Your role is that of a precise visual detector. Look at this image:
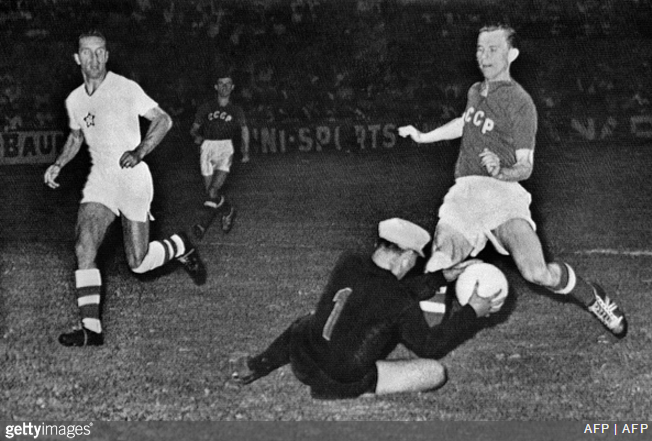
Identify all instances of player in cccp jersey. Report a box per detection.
[44,31,206,347]
[399,23,627,339]
[190,69,250,239]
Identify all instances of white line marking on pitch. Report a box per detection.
[575,249,652,257]
[205,242,652,256]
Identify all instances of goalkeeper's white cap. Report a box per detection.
[378,218,431,257]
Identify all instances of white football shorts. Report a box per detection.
[81,162,154,222]
[437,175,536,256]
[200,139,234,176]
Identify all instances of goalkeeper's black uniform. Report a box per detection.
[243,251,484,399]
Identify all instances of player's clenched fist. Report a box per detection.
[398,125,421,143]
[44,164,62,189]
[479,148,501,177]
[119,150,142,168]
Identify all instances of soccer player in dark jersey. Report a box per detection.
[230,218,501,399]
[189,69,250,238]
[398,23,627,339]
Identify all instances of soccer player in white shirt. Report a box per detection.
[44,30,206,347]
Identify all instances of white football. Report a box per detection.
[455,262,508,309]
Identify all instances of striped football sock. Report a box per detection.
[131,234,186,274]
[76,268,102,333]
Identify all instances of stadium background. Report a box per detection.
[1,0,651,151]
[2,0,652,425]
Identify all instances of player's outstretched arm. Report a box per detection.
[400,288,487,360]
[398,117,464,144]
[44,129,83,189]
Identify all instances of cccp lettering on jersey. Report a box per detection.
[463,106,495,134]
[207,111,232,122]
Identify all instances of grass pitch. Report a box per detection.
[1,135,652,421]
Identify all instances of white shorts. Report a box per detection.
[81,162,153,222]
[437,175,536,256]
[200,139,234,176]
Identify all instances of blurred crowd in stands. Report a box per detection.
[1,0,651,141]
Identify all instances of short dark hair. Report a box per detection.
[214,64,235,82]
[479,23,518,49]
[78,30,107,48]
[376,237,407,255]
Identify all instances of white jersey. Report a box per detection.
[65,71,158,169]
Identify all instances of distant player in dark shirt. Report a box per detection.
[189,69,250,239]
[230,218,500,399]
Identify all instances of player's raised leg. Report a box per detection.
[494,218,627,338]
[59,203,114,347]
[123,218,207,286]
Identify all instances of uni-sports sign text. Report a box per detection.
[2,114,652,164]
[250,122,400,154]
